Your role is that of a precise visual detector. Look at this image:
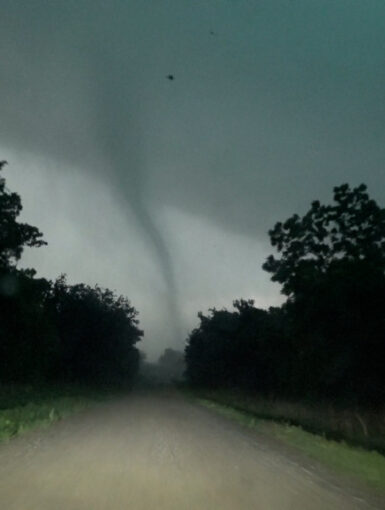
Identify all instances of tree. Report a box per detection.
[263,183,385,296]
[0,268,56,383]
[184,300,289,393]
[0,161,52,382]
[0,161,46,269]
[263,183,385,405]
[0,161,143,386]
[47,275,143,385]
[158,348,185,381]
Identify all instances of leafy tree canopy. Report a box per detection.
[263,183,385,296]
[48,275,143,384]
[0,161,46,269]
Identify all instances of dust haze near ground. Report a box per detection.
[0,392,381,510]
[1,1,384,357]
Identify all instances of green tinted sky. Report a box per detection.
[1,0,384,357]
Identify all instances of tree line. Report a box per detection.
[0,161,142,386]
[185,183,385,408]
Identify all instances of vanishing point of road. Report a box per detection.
[0,391,383,510]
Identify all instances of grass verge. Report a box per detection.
[0,384,115,443]
[188,388,385,453]
[192,393,385,493]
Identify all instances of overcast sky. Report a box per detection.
[1,0,384,359]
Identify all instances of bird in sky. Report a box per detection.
[167,74,174,80]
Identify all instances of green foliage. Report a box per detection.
[0,269,57,382]
[263,183,385,296]
[0,162,142,386]
[191,388,385,454]
[47,275,143,384]
[263,183,385,405]
[0,161,46,269]
[185,183,385,408]
[185,300,289,393]
[0,384,109,443]
[195,395,385,492]
[0,398,89,441]
[0,271,143,385]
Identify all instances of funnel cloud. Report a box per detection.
[1,0,384,358]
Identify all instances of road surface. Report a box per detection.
[0,391,382,509]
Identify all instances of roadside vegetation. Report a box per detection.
[184,183,385,490]
[192,389,385,454]
[0,382,138,443]
[0,160,142,439]
[196,397,385,493]
[0,385,96,442]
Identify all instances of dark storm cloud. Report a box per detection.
[1,0,384,230]
[1,0,384,352]
[1,0,186,340]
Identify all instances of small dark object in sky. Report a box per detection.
[210,30,216,36]
[167,74,174,80]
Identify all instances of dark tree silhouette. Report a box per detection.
[263,183,385,296]
[185,300,289,393]
[47,275,143,385]
[0,162,142,386]
[185,183,385,408]
[158,348,185,379]
[263,183,385,405]
[0,161,46,269]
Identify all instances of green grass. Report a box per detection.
[0,384,114,443]
[190,388,385,453]
[195,396,385,493]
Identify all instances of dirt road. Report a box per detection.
[0,391,382,509]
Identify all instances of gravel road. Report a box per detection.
[0,391,382,509]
